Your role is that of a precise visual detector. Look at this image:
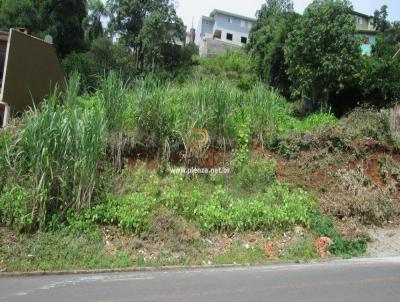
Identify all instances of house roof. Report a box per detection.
[350,10,373,19]
[210,9,256,23]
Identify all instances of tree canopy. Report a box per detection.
[284,0,361,107]
[0,0,86,58]
[373,5,390,33]
[107,0,185,71]
[247,0,298,96]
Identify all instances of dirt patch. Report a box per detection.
[367,226,400,257]
[364,158,385,188]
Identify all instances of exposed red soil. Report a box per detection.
[126,147,230,171]
[202,148,230,169]
[123,140,399,195]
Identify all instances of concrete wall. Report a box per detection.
[201,38,241,57]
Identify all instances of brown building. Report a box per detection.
[0,28,65,127]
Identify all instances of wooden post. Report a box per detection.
[0,101,10,128]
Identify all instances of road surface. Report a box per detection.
[1,257,400,302]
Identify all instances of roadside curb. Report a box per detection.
[0,263,265,278]
[4,256,398,278]
[0,258,340,278]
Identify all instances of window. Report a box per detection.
[226,33,233,41]
[357,17,362,24]
[228,17,233,23]
[241,36,248,44]
[247,22,252,29]
[240,20,245,27]
[213,30,222,39]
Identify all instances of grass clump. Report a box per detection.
[194,50,256,91]
[0,75,107,231]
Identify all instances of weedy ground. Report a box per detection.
[0,55,399,272]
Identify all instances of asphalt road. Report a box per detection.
[1,257,400,302]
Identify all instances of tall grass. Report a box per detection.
[99,72,130,170]
[5,75,106,229]
[248,84,292,147]
[125,77,336,155]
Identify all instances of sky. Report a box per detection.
[176,0,400,29]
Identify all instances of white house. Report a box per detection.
[196,9,256,57]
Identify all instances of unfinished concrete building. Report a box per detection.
[0,28,65,127]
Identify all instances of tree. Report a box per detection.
[0,0,87,58]
[0,0,38,31]
[284,0,361,108]
[373,21,400,58]
[373,5,390,33]
[63,37,137,90]
[84,0,106,43]
[107,0,185,71]
[247,0,298,96]
[359,56,400,107]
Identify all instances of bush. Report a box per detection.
[197,184,315,233]
[342,107,396,144]
[63,37,137,90]
[320,167,399,225]
[0,184,33,232]
[311,214,367,256]
[359,56,400,107]
[194,50,256,91]
[90,193,157,234]
[232,154,276,192]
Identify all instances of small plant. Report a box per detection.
[0,184,33,232]
[91,193,158,235]
[232,154,277,192]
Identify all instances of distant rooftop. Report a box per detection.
[350,10,373,19]
[209,9,257,23]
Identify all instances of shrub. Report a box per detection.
[359,56,400,107]
[0,184,33,231]
[320,167,399,225]
[311,214,367,256]
[342,107,396,145]
[232,154,276,192]
[194,50,256,91]
[62,37,137,90]
[197,184,315,233]
[91,193,157,235]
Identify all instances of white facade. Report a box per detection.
[196,9,256,56]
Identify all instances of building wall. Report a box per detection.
[196,17,214,45]
[213,13,253,45]
[355,15,370,31]
[197,11,255,56]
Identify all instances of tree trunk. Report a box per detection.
[323,89,330,111]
